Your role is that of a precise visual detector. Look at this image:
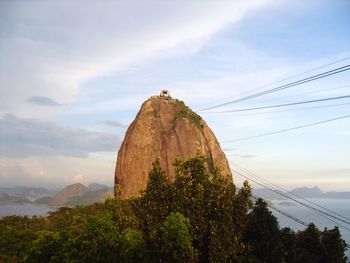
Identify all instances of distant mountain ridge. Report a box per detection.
[0,183,113,206]
[0,186,57,202]
[66,187,113,206]
[1,185,348,206]
[48,183,90,206]
[253,186,350,200]
[290,186,323,198]
[87,183,110,191]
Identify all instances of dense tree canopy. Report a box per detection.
[0,155,348,262]
[243,198,284,263]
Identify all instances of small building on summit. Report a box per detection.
[160,90,171,98]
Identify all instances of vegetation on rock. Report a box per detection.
[171,100,203,130]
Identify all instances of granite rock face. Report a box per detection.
[115,96,232,199]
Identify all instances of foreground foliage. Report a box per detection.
[0,156,348,262]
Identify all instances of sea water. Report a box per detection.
[0,203,55,217]
[271,198,350,258]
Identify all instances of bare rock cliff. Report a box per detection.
[115,96,232,199]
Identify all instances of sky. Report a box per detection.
[0,0,349,191]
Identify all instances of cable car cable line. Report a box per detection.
[251,194,309,227]
[221,114,350,143]
[198,64,350,111]
[233,169,350,231]
[202,94,350,114]
[196,56,350,111]
[233,163,350,223]
[258,56,350,88]
[217,102,350,116]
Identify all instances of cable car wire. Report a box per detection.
[221,114,350,143]
[202,94,350,114]
[251,194,309,227]
[233,163,350,224]
[215,102,350,116]
[233,169,350,231]
[196,56,350,110]
[198,64,350,111]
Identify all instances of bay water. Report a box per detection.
[0,203,55,217]
[271,198,350,258]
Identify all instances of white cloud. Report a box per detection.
[73,174,84,184]
[0,158,29,187]
[0,154,115,188]
[98,120,127,128]
[0,0,272,117]
[0,158,55,187]
[27,96,62,107]
[0,114,120,158]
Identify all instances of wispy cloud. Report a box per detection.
[27,96,61,107]
[0,0,271,116]
[99,120,127,128]
[230,154,258,159]
[0,114,120,158]
[0,158,31,187]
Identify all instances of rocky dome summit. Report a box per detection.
[115,91,232,199]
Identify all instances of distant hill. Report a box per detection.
[252,188,284,200]
[290,186,323,198]
[0,183,114,206]
[34,196,53,205]
[48,183,90,206]
[0,186,57,202]
[87,183,111,191]
[0,186,54,196]
[323,191,350,199]
[66,187,113,205]
[0,192,12,202]
[253,186,350,200]
[0,191,37,204]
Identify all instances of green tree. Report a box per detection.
[171,156,253,262]
[0,254,19,263]
[243,198,284,263]
[0,216,44,261]
[105,184,137,231]
[280,227,297,263]
[120,228,147,263]
[320,227,348,263]
[132,158,173,254]
[25,231,61,263]
[77,214,121,263]
[160,212,197,263]
[296,223,322,263]
[172,155,211,262]
[206,169,246,262]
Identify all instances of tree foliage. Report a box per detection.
[160,212,196,262]
[0,155,348,262]
[243,198,284,263]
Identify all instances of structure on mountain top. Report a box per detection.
[160,90,171,98]
[115,91,232,199]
